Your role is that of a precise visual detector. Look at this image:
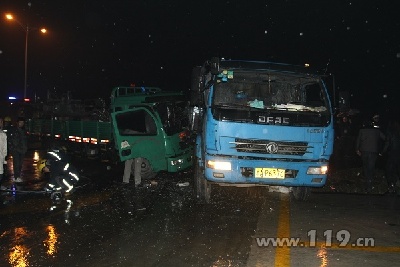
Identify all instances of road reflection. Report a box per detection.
[31,151,41,180]
[44,225,58,256]
[3,224,60,267]
[8,227,30,267]
[317,244,328,267]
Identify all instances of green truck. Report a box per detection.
[27,86,193,179]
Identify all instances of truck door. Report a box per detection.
[111,107,165,162]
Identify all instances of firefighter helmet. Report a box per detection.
[38,160,50,173]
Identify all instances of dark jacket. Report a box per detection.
[8,126,28,154]
[356,126,385,153]
[45,150,70,174]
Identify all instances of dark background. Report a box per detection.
[0,1,399,115]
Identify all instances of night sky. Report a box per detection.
[1,1,399,114]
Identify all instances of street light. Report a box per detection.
[5,13,47,99]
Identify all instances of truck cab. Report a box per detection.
[190,58,334,202]
[110,86,193,179]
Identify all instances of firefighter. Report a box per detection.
[40,146,80,203]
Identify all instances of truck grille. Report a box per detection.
[230,138,311,156]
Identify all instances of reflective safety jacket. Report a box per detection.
[45,150,80,193]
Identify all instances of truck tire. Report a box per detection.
[291,186,311,201]
[194,158,212,203]
[130,158,157,180]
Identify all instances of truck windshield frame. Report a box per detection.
[212,72,330,113]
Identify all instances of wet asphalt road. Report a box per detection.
[1,150,400,267]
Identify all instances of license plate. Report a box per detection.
[255,168,285,179]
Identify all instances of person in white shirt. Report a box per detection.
[0,117,7,184]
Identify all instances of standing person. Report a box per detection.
[356,118,385,193]
[371,114,381,128]
[8,117,28,183]
[0,117,7,184]
[122,158,134,184]
[120,128,143,187]
[382,120,400,193]
[2,116,12,134]
[122,158,142,187]
[2,117,12,179]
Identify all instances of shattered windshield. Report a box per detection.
[212,73,329,113]
[156,102,189,135]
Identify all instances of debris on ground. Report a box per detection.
[313,167,398,195]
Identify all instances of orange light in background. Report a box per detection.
[23,98,30,102]
[33,151,39,162]
[5,13,14,20]
[5,12,48,99]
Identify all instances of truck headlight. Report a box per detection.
[207,160,231,171]
[307,166,328,175]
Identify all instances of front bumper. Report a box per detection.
[203,155,328,187]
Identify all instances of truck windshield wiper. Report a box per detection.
[214,103,281,111]
[273,103,327,112]
[213,103,250,110]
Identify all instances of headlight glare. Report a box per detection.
[207,160,231,171]
[307,166,328,175]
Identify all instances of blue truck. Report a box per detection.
[189,58,335,202]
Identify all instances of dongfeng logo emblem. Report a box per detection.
[265,142,279,154]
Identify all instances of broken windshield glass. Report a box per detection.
[212,75,329,112]
[156,102,189,135]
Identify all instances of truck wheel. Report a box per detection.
[194,159,212,203]
[291,186,311,201]
[130,158,157,180]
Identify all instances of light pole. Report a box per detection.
[5,13,47,99]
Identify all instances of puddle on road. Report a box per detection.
[1,225,60,267]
